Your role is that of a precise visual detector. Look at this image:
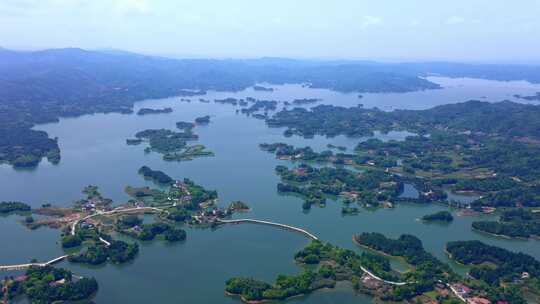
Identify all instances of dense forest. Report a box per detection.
[446,240,540,285]
[0,201,31,214]
[472,209,540,238]
[4,266,98,303]
[267,100,540,140]
[421,211,454,222]
[138,166,174,185]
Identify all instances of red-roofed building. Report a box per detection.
[467,297,491,304]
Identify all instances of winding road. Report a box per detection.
[2,208,411,286]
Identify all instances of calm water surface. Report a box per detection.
[1,77,540,303]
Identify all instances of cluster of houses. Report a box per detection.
[173,180,192,203]
[192,207,232,225]
[80,197,112,212]
[450,283,506,304]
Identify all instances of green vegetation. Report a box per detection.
[128,126,213,162]
[226,238,482,303]
[136,107,173,115]
[452,177,517,192]
[117,215,143,229]
[240,99,278,116]
[0,127,60,168]
[176,121,195,130]
[120,221,186,242]
[4,266,98,303]
[422,211,454,223]
[163,144,214,161]
[226,270,335,302]
[69,240,139,265]
[7,48,537,169]
[73,185,113,211]
[275,163,402,210]
[265,100,540,212]
[446,240,539,302]
[166,207,192,222]
[195,115,210,124]
[61,234,83,248]
[138,165,174,185]
[354,233,452,285]
[0,201,31,214]
[472,209,540,238]
[61,223,104,248]
[227,201,250,212]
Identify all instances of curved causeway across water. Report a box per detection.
[218,218,319,241]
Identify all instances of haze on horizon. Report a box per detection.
[1,0,539,64]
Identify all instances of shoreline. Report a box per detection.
[352,236,412,270]
[470,226,538,241]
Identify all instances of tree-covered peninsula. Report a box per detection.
[472,209,540,238]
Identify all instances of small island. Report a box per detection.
[195,115,211,124]
[126,123,213,162]
[136,107,173,115]
[227,201,251,212]
[421,211,454,223]
[1,266,98,303]
[253,85,274,92]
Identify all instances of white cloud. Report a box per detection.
[114,0,150,14]
[361,15,382,28]
[409,19,421,26]
[446,16,465,25]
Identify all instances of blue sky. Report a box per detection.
[1,0,539,63]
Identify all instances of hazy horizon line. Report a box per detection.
[3,44,540,66]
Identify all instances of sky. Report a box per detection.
[1,0,539,63]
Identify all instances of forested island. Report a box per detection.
[136,107,173,115]
[0,266,98,303]
[422,211,454,223]
[126,120,214,161]
[195,115,211,124]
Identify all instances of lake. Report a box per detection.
[1,77,540,303]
